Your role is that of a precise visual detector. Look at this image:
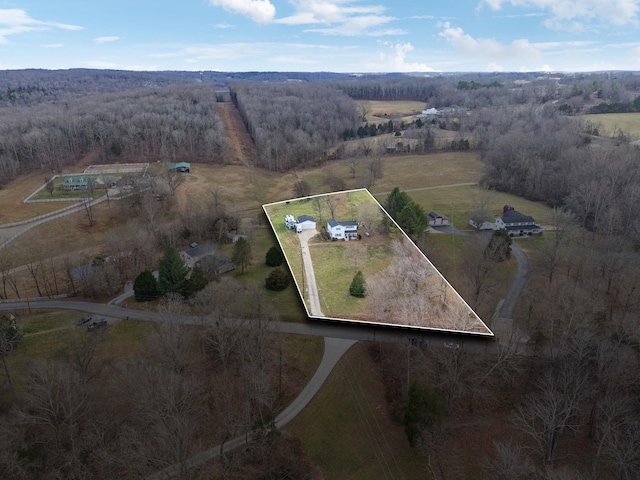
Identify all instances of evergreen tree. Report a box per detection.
[181,267,209,298]
[349,270,366,298]
[397,201,428,236]
[158,246,188,294]
[133,270,160,301]
[403,381,445,448]
[265,268,290,291]
[232,237,251,274]
[385,187,411,218]
[265,246,283,267]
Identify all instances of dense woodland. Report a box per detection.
[230,82,359,170]
[1,69,640,479]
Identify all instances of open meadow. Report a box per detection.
[581,112,640,139]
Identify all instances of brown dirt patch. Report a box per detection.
[215,102,260,166]
[0,171,81,224]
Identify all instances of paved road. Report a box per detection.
[146,337,357,480]
[0,298,496,349]
[298,228,325,316]
[498,242,531,319]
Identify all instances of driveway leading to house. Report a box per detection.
[298,228,325,317]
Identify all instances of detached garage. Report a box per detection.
[297,215,316,230]
[428,212,450,226]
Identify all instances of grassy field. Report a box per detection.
[311,242,393,317]
[581,113,640,139]
[0,171,80,224]
[32,176,103,200]
[287,342,428,479]
[374,184,553,232]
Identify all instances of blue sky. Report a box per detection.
[1,0,640,72]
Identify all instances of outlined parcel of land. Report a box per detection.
[263,189,493,336]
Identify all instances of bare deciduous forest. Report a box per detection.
[1,69,640,479]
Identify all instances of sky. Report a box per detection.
[1,0,640,72]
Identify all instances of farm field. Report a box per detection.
[263,189,493,335]
[364,100,426,124]
[582,112,640,139]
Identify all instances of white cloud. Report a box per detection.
[438,22,542,60]
[486,62,504,71]
[208,0,276,23]
[481,0,640,28]
[376,42,438,72]
[213,23,236,29]
[307,15,401,36]
[629,46,640,62]
[0,8,82,43]
[94,36,120,44]
[277,0,385,24]
[44,43,64,48]
[276,0,399,36]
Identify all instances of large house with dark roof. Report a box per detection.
[495,206,542,236]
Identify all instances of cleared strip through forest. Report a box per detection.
[215,102,260,166]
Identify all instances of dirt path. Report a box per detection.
[215,102,260,166]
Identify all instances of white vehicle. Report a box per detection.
[295,223,302,233]
[285,214,296,229]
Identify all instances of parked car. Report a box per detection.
[76,316,92,326]
[87,319,107,331]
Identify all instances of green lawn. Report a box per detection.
[32,176,103,200]
[581,112,640,139]
[374,184,553,232]
[310,242,392,317]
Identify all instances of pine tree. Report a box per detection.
[265,268,290,291]
[158,246,188,294]
[265,246,283,267]
[133,270,160,301]
[349,270,366,298]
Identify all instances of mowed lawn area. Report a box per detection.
[311,242,392,318]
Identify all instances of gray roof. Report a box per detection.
[428,211,448,219]
[328,219,358,228]
[298,215,315,223]
[183,243,212,258]
[501,210,536,224]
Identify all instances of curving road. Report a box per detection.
[145,337,356,480]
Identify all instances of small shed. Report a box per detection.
[297,215,316,230]
[428,212,450,227]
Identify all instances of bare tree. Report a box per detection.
[312,197,326,228]
[19,360,89,465]
[165,168,185,196]
[513,360,592,464]
[357,201,382,236]
[481,440,534,480]
[82,193,95,227]
[325,195,337,219]
[139,192,163,229]
[61,326,104,381]
[44,176,55,196]
[347,158,360,179]
[148,294,194,374]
